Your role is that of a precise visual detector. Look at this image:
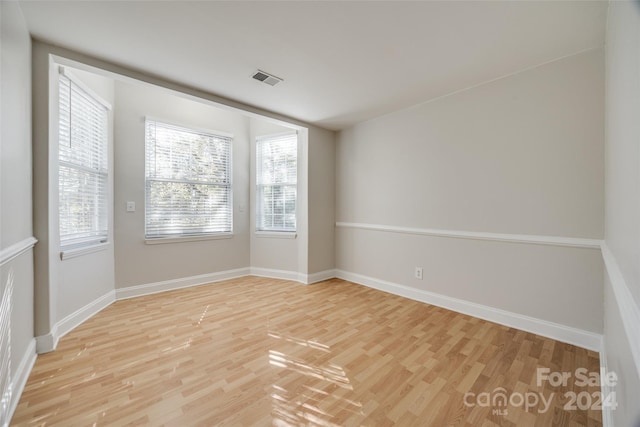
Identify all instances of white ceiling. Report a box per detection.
[19,1,607,130]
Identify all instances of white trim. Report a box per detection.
[249,268,336,285]
[255,130,298,142]
[56,290,115,344]
[601,242,640,381]
[254,231,297,239]
[115,268,250,300]
[145,234,233,245]
[36,290,116,353]
[59,66,112,110]
[599,345,614,427]
[7,339,36,425]
[144,116,234,139]
[0,237,37,267]
[60,242,108,260]
[250,267,300,283]
[336,222,602,249]
[35,332,56,355]
[302,269,337,285]
[335,269,603,352]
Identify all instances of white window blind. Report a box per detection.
[256,133,297,232]
[58,71,109,250]
[145,120,233,238]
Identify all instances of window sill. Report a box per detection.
[145,234,233,245]
[255,231,297,239]
[60,242,109,260]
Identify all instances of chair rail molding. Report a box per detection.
[0,237,38,267]
[336,222,602,249]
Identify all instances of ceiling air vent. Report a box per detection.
[252,70,283,86]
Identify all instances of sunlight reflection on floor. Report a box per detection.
[268,331,365,426]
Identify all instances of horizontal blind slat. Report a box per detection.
[256,134,297,232]
[58,73,109,249]
[145,120,233,237]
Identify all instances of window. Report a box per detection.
[58,69,109,250]
[145,120,233,239]
[256,133,297,232]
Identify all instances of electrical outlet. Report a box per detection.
[415,267,423,280]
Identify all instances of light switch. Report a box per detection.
[126,201,135,212]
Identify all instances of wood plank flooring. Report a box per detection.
[12,277,602,426]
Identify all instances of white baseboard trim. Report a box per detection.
[250,268,337,285]
[8,338,36,424]
[335,269,603,352]
[36,290,116,354]
[36,267,298,352]
[35,331,56,354]
[250,267,300,283]
[115,267,251,300]
[304,269,337,284]
[601,242,640,382]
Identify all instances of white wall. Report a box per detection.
[336,49,604,338]
[114,81,251,288]
[603,1,640,426]
[0,0,36,420]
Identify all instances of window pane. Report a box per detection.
[256,133,297,232]
[145,120,233,238]
[58,72,109,249]
[59,166,108,242]
[145,181,231,237]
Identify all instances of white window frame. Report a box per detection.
[144,118,233,241]
[57,67,111,254]
[256,132,298,234]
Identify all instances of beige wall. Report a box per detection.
[603,2,640,426]
[337,49,604,238]
[31,41,53,338]
[308,126,336,274]
[0,0,35,419]
[1,3,33,249]
[336,49,604,332]
[114,81,251,287]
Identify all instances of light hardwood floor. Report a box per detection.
[12,277,602,426]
